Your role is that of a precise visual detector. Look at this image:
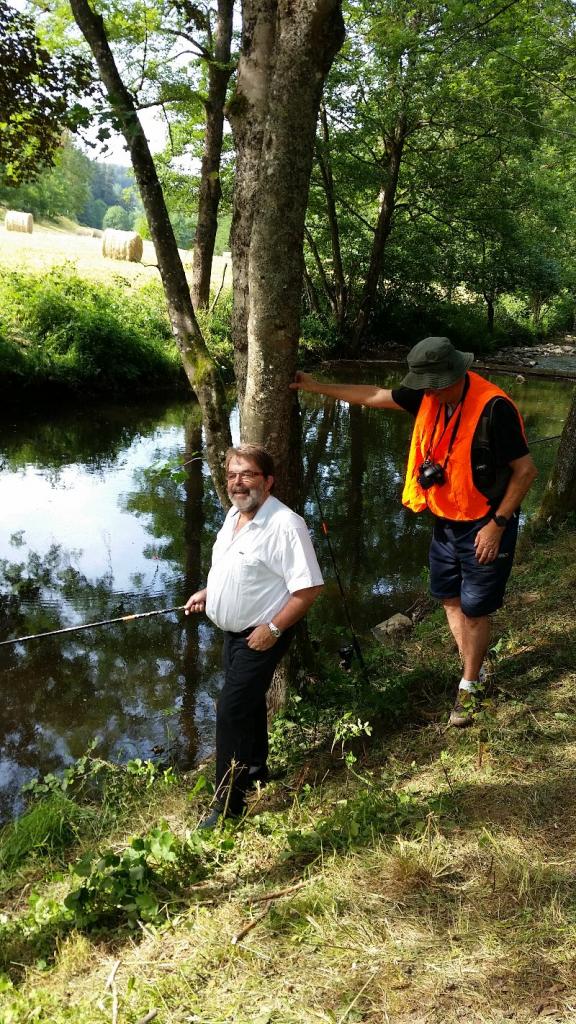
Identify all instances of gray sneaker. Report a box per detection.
[449,689,477,728]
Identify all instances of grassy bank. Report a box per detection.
[1,521,575,1023]
[0,266,233,397]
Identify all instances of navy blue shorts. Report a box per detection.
[429,512,519,617]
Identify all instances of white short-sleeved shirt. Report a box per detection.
[205,495,324,633]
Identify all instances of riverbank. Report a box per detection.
[1,519,575,1023]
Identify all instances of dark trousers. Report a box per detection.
[215,626,295,815]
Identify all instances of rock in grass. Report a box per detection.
[372,613,413,641]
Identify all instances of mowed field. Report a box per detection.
[0,217,231,289]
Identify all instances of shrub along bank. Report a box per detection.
[0,267,186,397]
[1,520,575,1023]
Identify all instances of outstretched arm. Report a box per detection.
[290,371,405,410]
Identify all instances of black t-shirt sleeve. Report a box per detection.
[391,386,424,416]
[488,397,529,465]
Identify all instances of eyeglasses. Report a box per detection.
[226,470,264,483]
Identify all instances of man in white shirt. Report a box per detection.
[185,443,324,827]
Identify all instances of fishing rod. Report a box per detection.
[310,476,367,675]
[0,605,187,647]
[529,434,562,445]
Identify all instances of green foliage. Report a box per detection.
[80,196,107,229]
[102,203,132,230]
[196,291,234,377]
[64,823,207,928]
[0,267,185,394]
[0,1,94,186]
[170,211,196,249]
[0,793,95,871]
[285,789,446,858]
[0,136,93,219]
[133,212,151,239]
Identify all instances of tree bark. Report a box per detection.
[69,0,232,507]
[191,0,234,309]
[227,0,277,412]
[239,0,345,501]
[538,388,576,525]
[351,114,407,351]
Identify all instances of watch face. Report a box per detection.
[494,514,507,527]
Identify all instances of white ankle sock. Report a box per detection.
[459,678,478,693]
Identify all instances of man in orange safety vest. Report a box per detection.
[291,337,537,726]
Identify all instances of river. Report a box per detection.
[0,367,572,822]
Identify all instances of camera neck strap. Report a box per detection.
[425,390,466,469]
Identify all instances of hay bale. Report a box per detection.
[5,210,34,233]
[102,228,143,263]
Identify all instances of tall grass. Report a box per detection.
[0,792,96,871]
[0,266,185,394]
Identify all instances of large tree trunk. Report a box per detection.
[538,388,576,525]
[239,0,345,501]
[229,0,344,710]
[351,115,407,351]
[70,0,232,506]
[227,0,277,412]
[191,0,234,309]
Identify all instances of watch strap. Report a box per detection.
[492,512,509,527]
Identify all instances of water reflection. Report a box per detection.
[0,369,572,821]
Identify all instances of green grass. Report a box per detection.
[0,794,96,873]
[1,523,576,1022]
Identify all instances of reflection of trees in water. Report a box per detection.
[0,398,186,476]
[0,539,203,822]
[302,392,434,635]
[0,402,225,822]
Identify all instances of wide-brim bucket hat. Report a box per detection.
[400,336,474,390]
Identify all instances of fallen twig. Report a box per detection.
[251,879,311,904]
[104,959,120,1024]
[231,906,270,945]
[135,1012,158,1024]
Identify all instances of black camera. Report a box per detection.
[417,458,446,490]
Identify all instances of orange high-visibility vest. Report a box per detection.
[402,371,526,521]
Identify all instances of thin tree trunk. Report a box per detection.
[191,0,234,309]
[351,115,407,351]
[484,292,495,334]
[304,224,335,312]
[315,103,347,331]
[538,388,576,525]
[70,0,232,507]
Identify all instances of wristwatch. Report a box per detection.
[268,622,282,639]
[491,512,509,528]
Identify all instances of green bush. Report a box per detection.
[539,291,575,337]
[102,204,132,230]
[0,267,185,393]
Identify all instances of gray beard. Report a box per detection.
[231,489,261,512]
